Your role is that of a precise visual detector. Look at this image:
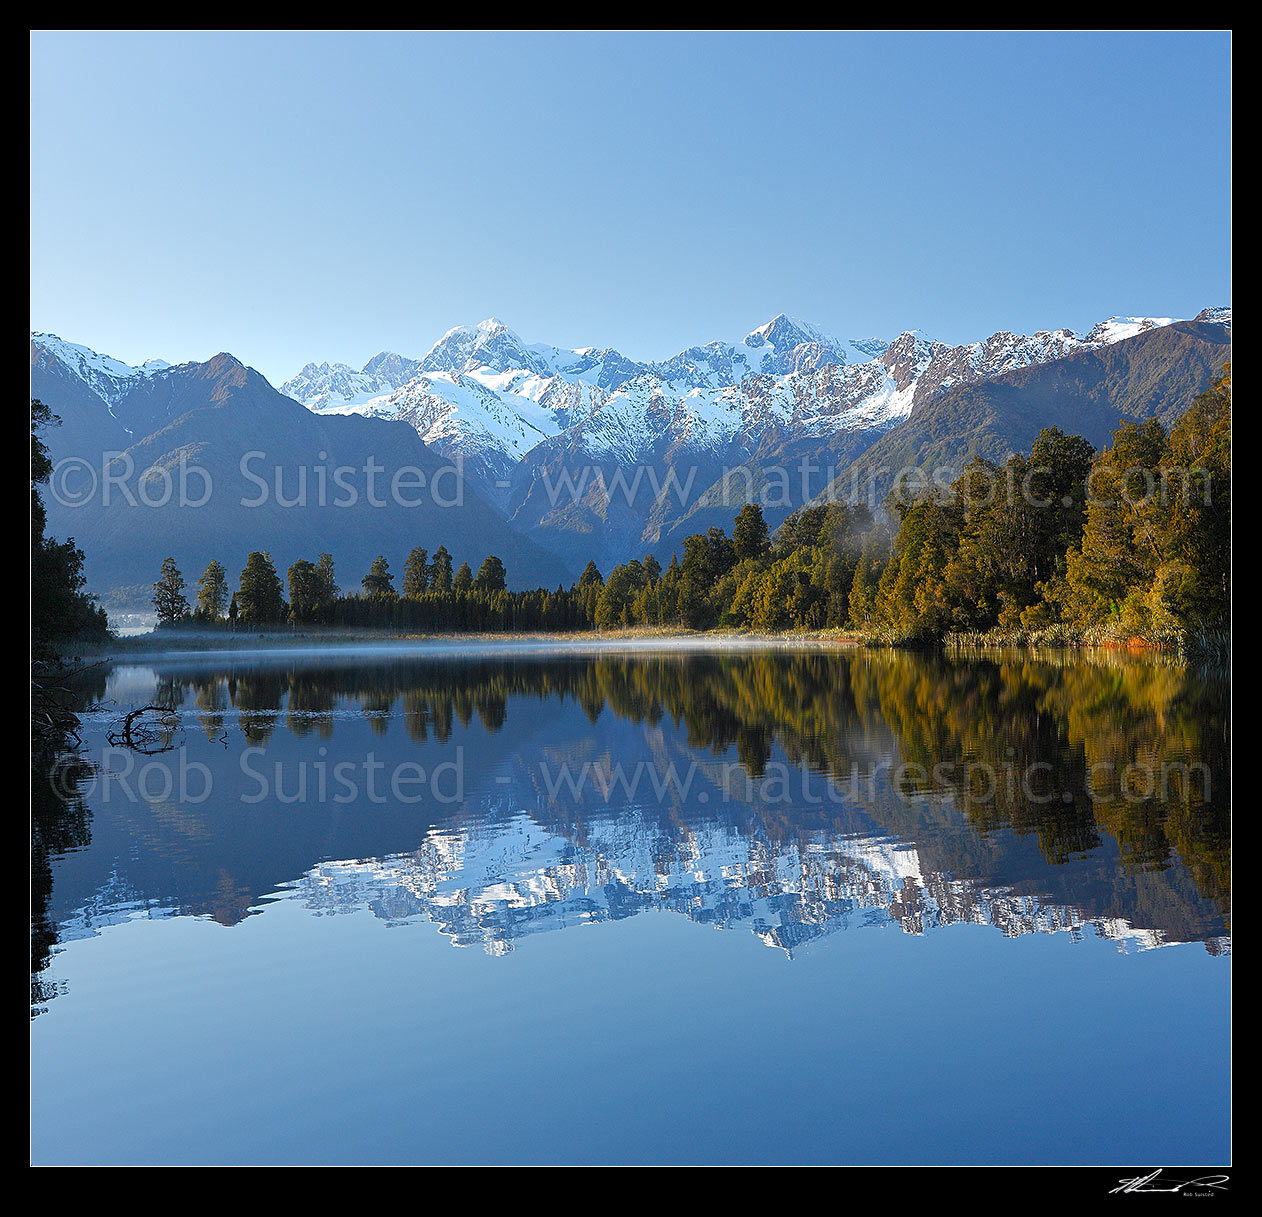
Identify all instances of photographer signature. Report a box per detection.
[1110,1169,1229,1194]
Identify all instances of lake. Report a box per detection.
[30,642,1231,1166]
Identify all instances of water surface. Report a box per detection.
[31,644,1231,1165]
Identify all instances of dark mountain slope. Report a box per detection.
[39,353,573,601]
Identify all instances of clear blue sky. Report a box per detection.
[30,30,1231,384]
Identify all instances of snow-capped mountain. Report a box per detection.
[31,304,1230,588]
[279,310,1205,498]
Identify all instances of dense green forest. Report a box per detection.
[146,368,1230,647]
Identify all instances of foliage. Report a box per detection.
[361,555,396,599]
[31,400,109,652]
[236,551,287,623]
[152,557,191,624]
[864,375,1230,648]
[195,560,230,622]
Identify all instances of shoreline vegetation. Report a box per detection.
[32,402,112,759]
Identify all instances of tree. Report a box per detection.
[474,555,507,592]
[595,560,647,628]
[683,527,736,586]
[453,561,474,593]
[430,546,453,592]
[402,547,430,598]
[288,556,337,623]
[733,503,770,561]
[1053,370,1231,635]
[152,557,191,624]
[1158,366,1230,629]
[195,560,229,622]
[237,552,286,623]
[315,553,338,614]
[288,559,323,622]
[31,400,108,652]
[362,555,396,598]
[848,536,876,627]
[1056,419,1169,629]
[871,494,962,637]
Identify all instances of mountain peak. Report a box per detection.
[746,313,839,351]
[361,350,421,382]
[420,317,548,378]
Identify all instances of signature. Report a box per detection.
[1111,1169,1229,1194]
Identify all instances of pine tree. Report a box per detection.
[430,546,453,592]
[733,503,770,561]
[195,560,229,622]
[237,552,286,623]
[288,559,323,622]
[315,553,338,617]
[402,547,430,598]
[475,555,507,592]
[152,557,191,624]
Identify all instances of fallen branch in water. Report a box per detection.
[107,705,180,754]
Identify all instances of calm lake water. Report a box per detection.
[31,643,1230,1166]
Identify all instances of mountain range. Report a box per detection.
[31,306,1231,608]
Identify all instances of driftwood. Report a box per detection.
[107,705,180,754]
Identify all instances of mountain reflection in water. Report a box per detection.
[35,646,1230,1010]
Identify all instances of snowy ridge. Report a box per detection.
[30,306,1225,513]
[277,309,1206,479]
[1083,315,1175,345]
[279,355,419,411]
[324,369,571,482]
[31,331,170,405]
